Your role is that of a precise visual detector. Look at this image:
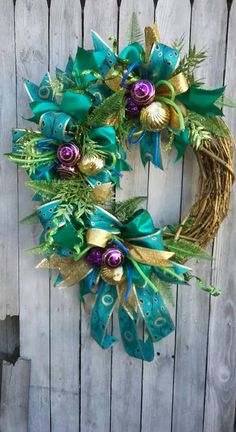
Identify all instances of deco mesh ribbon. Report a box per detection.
[7,20,234,361]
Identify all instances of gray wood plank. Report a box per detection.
[0,357,31,432]
[81,2,118,432]
[111,3,155,432]
[172,2,228,432]
[49,2,82,431]
[0,0,19,319]
[203,1,236,431]
[141,3,191,432]
[15,1,51,430]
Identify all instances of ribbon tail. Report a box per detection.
[134,285,174,342]
[140,131,163,168]
[90,283,118,349]
[118,305,154,361]
[153,132,163,168]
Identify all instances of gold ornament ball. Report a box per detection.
[140,101,170,131]
[100,266,124,284]
[78,156,105,176]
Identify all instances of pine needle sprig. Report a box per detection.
[127,12,144,45]
[174,45,207,87]
[188,119,212,150]
[150,273,175,306]
[109,196,147,222]
[27,177,96,217]
[86,90,126,128]
[164,238,212,263]
[188,112,230,139]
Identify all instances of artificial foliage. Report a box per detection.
[6,18,234,361]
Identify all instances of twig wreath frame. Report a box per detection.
[7,19,235,361]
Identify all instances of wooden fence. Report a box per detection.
[0,0,236,431]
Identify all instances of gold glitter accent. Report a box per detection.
[92,182,113,204]
[144,23,160,59]
[37,255,92,288]
[78,156,105,176]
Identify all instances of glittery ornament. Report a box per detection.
[57,164,78,179]
[100,266,124,284]
[126,96,140,116]
[102,248,124,268]
[140,101,170,131]
[57,142,81,166]
[85,247,104,267]
[78,156,105,176]
[130,80,155,106]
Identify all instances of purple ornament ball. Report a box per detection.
[102,248,124,268]
[57,142,81,166]
[130,80,155,106]
[86,247,104,267]
[126,96,140,116]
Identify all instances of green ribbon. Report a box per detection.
[178,86,225,117]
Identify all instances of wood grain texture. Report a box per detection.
[0,0,18,319]
[49,2,82,431]
[172,2,228,432]
[15,1,50,430]
[141,3,191,432]
[1,1,236,431]
[0,357,31,432]
[81,2,118,432]
[203,2,236,431]
[111,2,155,431]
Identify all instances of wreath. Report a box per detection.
[7,19,234,361]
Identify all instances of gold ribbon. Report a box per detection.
[116,281,138,319]
[156,73,189,97]
[125,242,174,267]
[169,101,188,130]
[145,23,160,59]
[37,255,92,288]
[86,228,112,247]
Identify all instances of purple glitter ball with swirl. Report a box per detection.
[102,248,124,268]
[126,96,140,116]
[57,142,81,167]
[130,80,155,106]
[86,247,104,267]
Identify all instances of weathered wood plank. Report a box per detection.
[111,2,155,432]
[49,2,82,431]
[172,2,228,432]
[0,0,18,319]
[203,1,236,431]
[141,3,191,432]
[0,357,31,432]
[81,2,118,432]
[15,1,50,430]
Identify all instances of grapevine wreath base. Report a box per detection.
[7,20,235,361]
[175,120,234,248]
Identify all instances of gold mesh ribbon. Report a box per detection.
[37,255,92,288]
[125,242,174,267]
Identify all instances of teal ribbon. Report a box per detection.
[118,306,154,361]
[90,283,118,349]
[36,200,80,257]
